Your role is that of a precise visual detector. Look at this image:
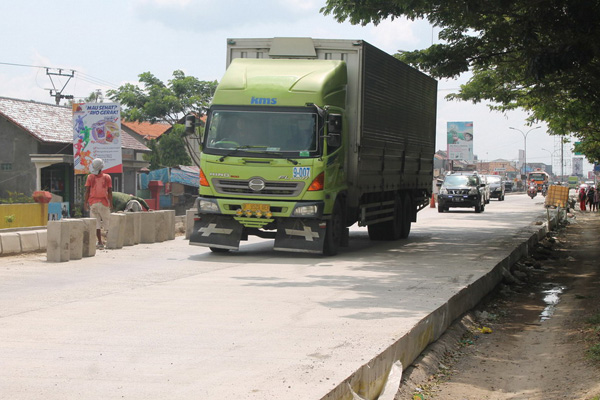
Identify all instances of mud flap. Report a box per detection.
[189,214,243,250]
[273,218,326,254]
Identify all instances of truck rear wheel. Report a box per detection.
[400,195,412,239]
[323,201,343,256]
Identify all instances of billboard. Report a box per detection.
[447,121,474,162]
[72,102,122,174]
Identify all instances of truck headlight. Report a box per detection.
[439,187,448,195]
[469,187,478,195]
[198,199,219,213]
[292,204,318,217]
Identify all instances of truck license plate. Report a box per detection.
[243,203,270,212]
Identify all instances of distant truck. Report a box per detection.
[187,38,437,255]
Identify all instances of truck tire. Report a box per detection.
[323,201,343,256]
[400,195,412,239]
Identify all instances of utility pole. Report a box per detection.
[46,68,75,105]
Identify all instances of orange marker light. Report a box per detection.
[199,168,209,187]
[308,172,324,191]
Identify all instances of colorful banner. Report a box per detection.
[72,102,122,174]
[447,121,474,162]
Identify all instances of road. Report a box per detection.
[0,194,551,399]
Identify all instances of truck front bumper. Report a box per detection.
[189,213,327,254]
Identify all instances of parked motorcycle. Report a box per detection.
[528,184,537,199]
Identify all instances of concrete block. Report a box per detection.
[36,230,47,251]
[81,218,96,257]
[140,212,156,243]
[185,209,197,240]
[107,213,126,249]
[1,233,22,255]
[17,231,40,253]
[123,213,135,246]
[64,219,85,260]
[47,220,70,262]
[132,212,142,244]
[165,210,176,240]
[155,211,167,242]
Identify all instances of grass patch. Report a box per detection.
[586,313,600,325]
[585,313,600,362]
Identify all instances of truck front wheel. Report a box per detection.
[323,201,343,256]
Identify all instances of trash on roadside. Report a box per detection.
[478,327,493,334]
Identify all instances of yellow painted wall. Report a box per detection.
[0,203,48,229]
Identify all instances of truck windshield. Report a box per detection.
[204,110,318,155]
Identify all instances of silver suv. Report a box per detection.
[438,171,486,213]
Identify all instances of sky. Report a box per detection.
[0,0,592,176]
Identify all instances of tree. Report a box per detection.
[320,0,600,162]
[107,70,217,167]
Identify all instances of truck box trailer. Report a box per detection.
[188,37,437,255]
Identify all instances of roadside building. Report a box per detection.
[0,96,150,213]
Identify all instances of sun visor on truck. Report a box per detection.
[269,37,317,58]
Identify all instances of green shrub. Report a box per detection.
[0,191,35,204]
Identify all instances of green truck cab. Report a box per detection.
[189,38,437,255]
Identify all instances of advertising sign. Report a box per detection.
[447,121,474,162]
[72,102,122,174]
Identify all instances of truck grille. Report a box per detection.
[213,179,305,197]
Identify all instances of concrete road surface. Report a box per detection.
[0,194,554,399]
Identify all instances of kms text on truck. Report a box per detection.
[188,37,437,256]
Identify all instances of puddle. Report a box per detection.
[540,284,566,322]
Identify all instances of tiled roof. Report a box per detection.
[122,120,171,140]
[0,96,149,151]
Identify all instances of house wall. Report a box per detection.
[0,119,39,198]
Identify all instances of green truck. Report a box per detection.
[188,38,437,255]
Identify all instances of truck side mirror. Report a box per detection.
[327,114,342,148]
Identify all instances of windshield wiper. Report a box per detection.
[218,146,298,164]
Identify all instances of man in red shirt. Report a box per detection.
[84,158,113,249]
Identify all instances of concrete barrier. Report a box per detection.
[37,229,47,251]
[17,231,40,253]
[166,210,176,240]
[123,213,135,246]
[155,211,167,243]
[81,218,96,257]
[132,212,142,245]
[47,220,70,262]
[1,233,22,255]
[65,219,85,260]
[140,212,157,243]
[107,213,126,249]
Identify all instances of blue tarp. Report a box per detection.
[140,167,199,189]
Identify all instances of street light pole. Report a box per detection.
[510,126,541,178]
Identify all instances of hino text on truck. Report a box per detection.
[186,38,437,255]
